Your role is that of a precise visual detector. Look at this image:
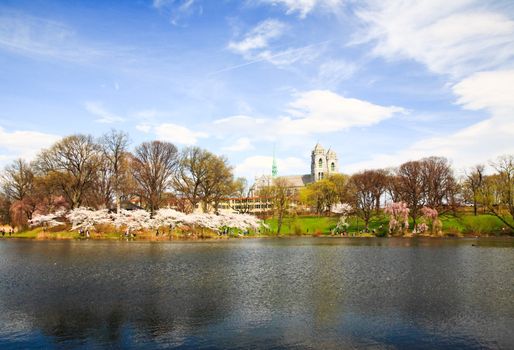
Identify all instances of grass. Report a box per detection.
[2,212,512,240]
[263,212,513,237]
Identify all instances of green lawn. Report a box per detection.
[264,213,513,236]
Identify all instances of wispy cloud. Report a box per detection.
[354,0,514,78]
[228,19,287,54]
[152,0,202,26]
[344,1,514,173]
[258,0,343,18]
[85,102,125,124]
[227,18,327,69]
[0,11,104,63]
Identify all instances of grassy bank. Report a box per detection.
[1,213,512,240]
[263,213,514,237]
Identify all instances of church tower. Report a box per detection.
[311,143,339,181]
[326,148,339,175]
[311,143,327,181]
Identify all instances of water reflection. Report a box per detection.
[0,238,512,349]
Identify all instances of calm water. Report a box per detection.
[0,238,513,349]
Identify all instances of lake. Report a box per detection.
[0,238,512,349]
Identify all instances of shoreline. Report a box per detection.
[1,232,512,242]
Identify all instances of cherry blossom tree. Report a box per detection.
[29,209,67,229]
[385,202,410,236]
[66,208,111,231]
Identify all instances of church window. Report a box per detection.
[318,158,323,168]
[331,162,335,171]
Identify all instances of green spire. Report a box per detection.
[272,145,278,178]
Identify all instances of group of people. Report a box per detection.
[78,228,91,238]
[0,227,14,237]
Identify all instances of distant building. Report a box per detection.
[218,144,340,214]
[251,143,340,194]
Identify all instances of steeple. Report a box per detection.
[271,145,278,178]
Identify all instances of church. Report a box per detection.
[219,144,340,213]
[252,143,340,193]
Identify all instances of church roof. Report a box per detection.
[326,148,337,156]
[279,174,314,187]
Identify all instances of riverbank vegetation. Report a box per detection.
[0,130,512,240]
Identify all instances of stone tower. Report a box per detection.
[311,143,339,181]
[326,148,338,176]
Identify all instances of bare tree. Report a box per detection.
[421,156,456,211]
[35,134,101,209]
[132,141,178,215]
[349,171,377,231]
[396,160,425,227]
[172,147,213,213]
[1,159,36,227]
[99,129,130,212]
[464,164,485,216]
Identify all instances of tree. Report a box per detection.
[132,141,178,215]
[301,179,337,215]
[395,160,425,227]
[329,174,351,205]
[368,169,388,213]
[420,157,456,212]
[199,154,236,213]
[260,178,295,235]
[172,147,213,213]
[463,164,485,216]
[35,135,101,209]
[99,130,130,213]
[480,155,514,230]
[2,159,34,202]
[349,170,378,231]
[1,159,36,227]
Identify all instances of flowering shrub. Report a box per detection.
[385,202,410,235]
[420,206,442,235]
[66,208,111,230]
[29,206,264,236]
[29,209,67,228]
[112,209,154,231]
[331,203,353,216]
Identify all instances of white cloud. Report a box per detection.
[259,0,343,18]
[213,90,404,139]
[85,102,125,124]
[452,69,514,116]
[222,137,254,152]
[228,19,287,54]
[227,19,323,68]
[235,155,308,179]
[154,123,208,145]
[317,59,358,86]
[0,12,103,62]
[340,2,514,174]
[355,0,514,77]
[0,127,60,163]
[152,0,202,26]
[345,69,514,173]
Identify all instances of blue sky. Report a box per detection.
[1,0,513,180]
